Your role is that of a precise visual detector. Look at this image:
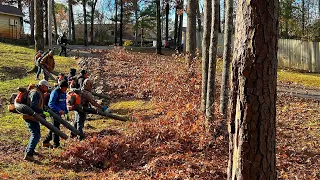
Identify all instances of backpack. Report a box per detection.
[8,84,37,113]
[67,90,81,111]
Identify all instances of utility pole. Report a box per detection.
[48,0,52,49]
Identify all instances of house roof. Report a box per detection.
[0,5,24,17]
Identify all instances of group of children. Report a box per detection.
[23,53,107,162]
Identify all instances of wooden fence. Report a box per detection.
[188,33,320,73]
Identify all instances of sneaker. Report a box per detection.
[43,142,53,148]
[24,155,35,161]
[33,151,40,156]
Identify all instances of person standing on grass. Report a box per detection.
[40,50,55,81]
[71,79,108,140]
[23,80,51,161]
[42,80,68,148]
[58,33,68,57]
[34,50,43,80]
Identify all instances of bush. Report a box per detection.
[123,40,133,46]
[0,36,33,46]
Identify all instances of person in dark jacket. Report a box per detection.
[71,79,107,140]
[59,33,68,57]
[43,80,68,148]
[35,50,43,80]
[67,68,77,82]
[23,80,51,161]
[70,69,88,89]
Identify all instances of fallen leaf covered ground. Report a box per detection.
[60,48,320,179]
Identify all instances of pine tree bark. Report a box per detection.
[177,0,183,47]
[228,0,278,179]
[134,0,139,46]
[90,0,97,45]
[68,0,72,40]
[302,0,305,36]
[44,0,48,45]
[115,0,118,45]
[201,0,211,113]
[205,0,219,130]
[83,0,88,46]
[196,0,202,52]
[219,0,233,119]
[120,0,123,46]
[71,3,75,41]
[30,0,35,41]
[35,0,44,51]
[186,0,197,64]
[165,2,169,42]
[53,0,57,42]
[156,0,162,54]
[174,6,178,47]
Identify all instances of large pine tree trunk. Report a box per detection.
[201,0,211,113]
[68,0,72,41]
[219,0,233,119]
[115,0,118,45]
[302,0,305,36]
[35,0,44,51]
[205,0,219,130]
[228,0,278,179]
[186,0,197,65]
[134,0,139,46]
[196,0,202,51]
[120,0,123,46]
[30,0,35,41]
[71,4,75,41]
[174,6,178,47]
[156,0,162,54]
[90,0,97,45]
[53,0,57,43]
[44,0,48,45]
[165,2,169,42]
[177,0,183,47]
[83,0,88,46]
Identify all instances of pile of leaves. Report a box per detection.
[61,48,320,179]
[62,48,228,179]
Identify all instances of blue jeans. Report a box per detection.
[36,66,42,79]
[25,120,40,156]
[74,111,86,139]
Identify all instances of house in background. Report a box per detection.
[75,23,157,45]
[0,5,24,39]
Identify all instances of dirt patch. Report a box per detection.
[0,66,27,81]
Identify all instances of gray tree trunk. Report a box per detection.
[156,0,162,54]
[228,0,278,179]
[177,0,183,47]
[205,0,219,131]
[174,6,178,47]
[90,0,97,45]
[35,0,44,52]
[83,0,88,46]
[68,0,72,40]
[196,0,202,51]
[114,0,118,45]
[219,0,233,119]
[53,0,57,42]
[120,0,123,46]
[134,0,139,46]
[201,0,211,113]
[71,3,75,41]
[30,0,35,41]
[186,0,197,64]
[302,0,305,36]
[165,3,169,42]
[44,0,48,45]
